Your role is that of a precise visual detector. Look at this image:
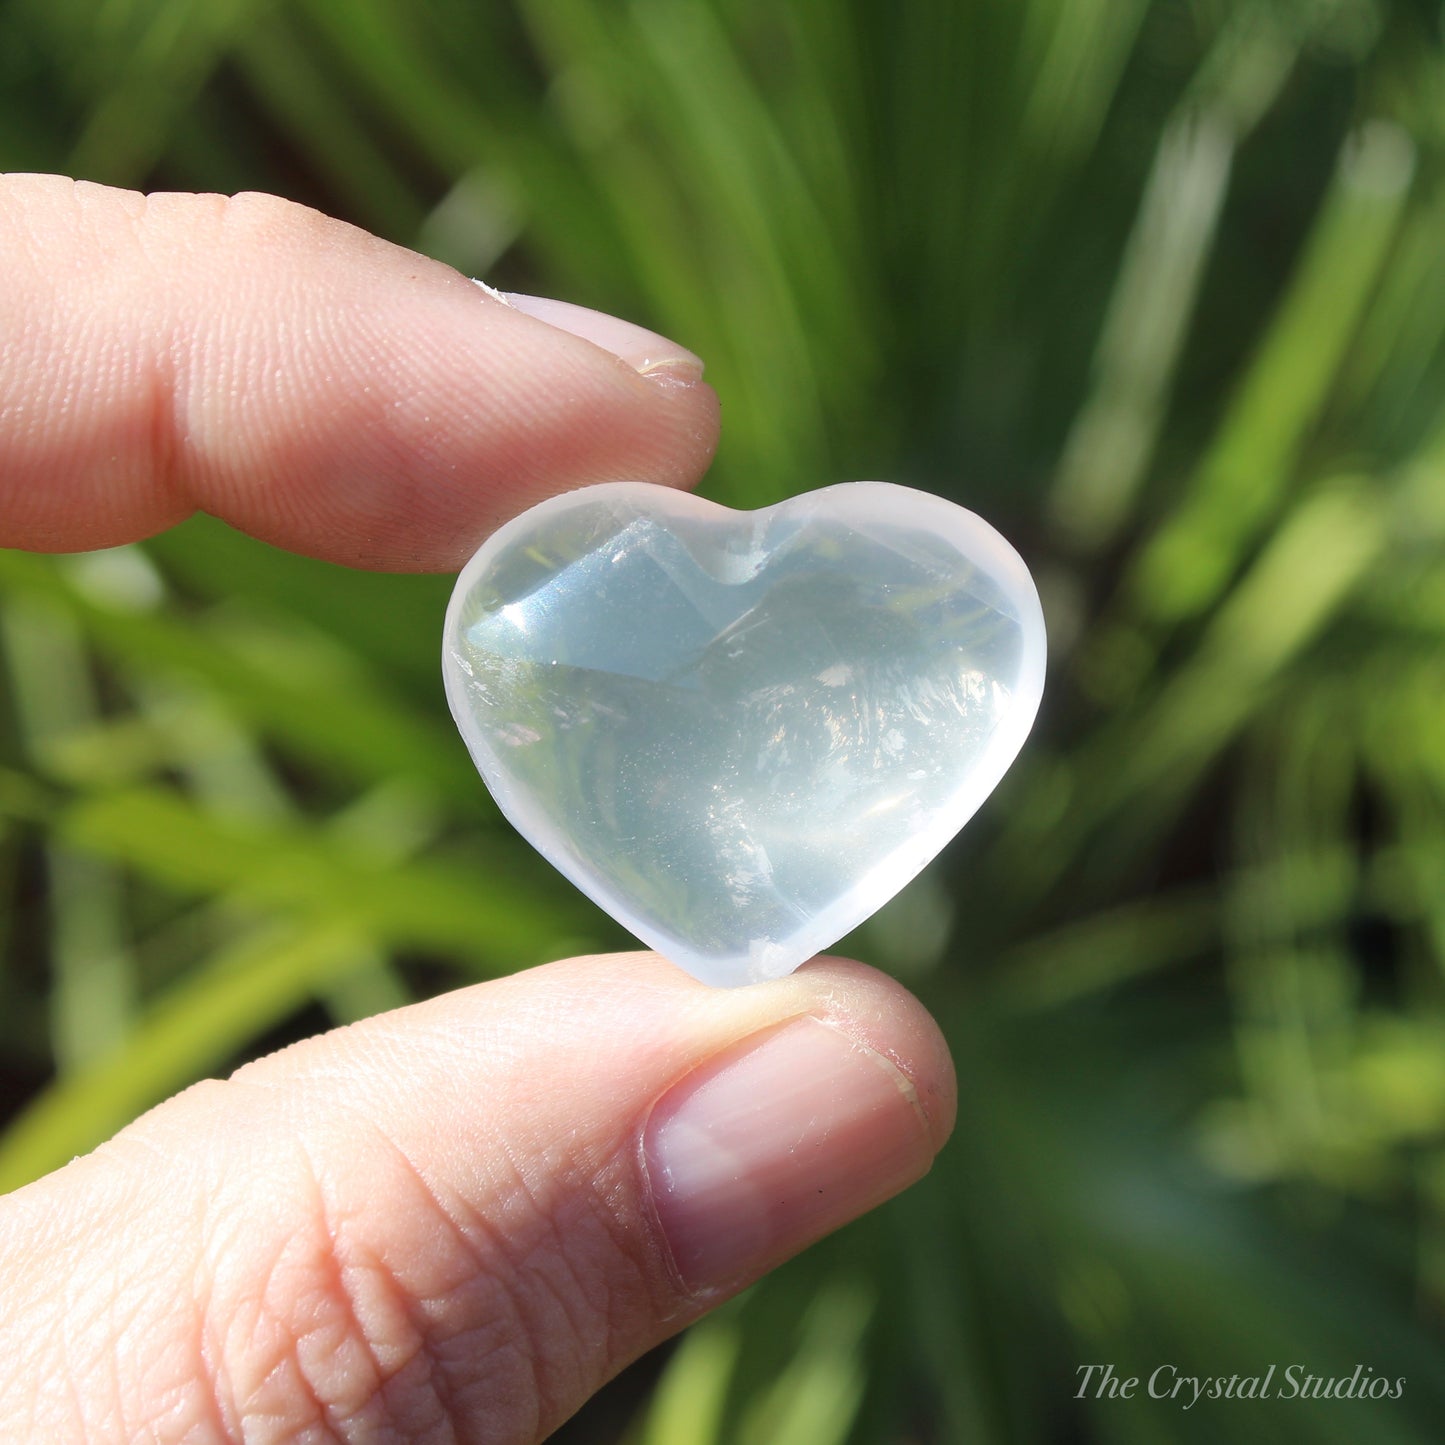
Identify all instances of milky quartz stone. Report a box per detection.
[443,482,1045,987]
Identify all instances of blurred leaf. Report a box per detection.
[636,1318,740,1445]
[735,1283,870,1445]
[1128,121,1413,630]
[56,785,588,964]
[0,919,371,1191]
[0,548,482,800]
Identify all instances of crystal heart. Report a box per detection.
[443,482,1045,986]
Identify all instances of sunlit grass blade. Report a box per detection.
[635,1317,740,1445]
[996,478,1388,905]
[0,918,372,1192]
[736,1282,871,1445]
[234,9,427,237]
[1043,0,1309,553]
[62,0,261,183]
[1126,120,1414,630]
[1048,109,1233,550]
[56,785,593,965]
[0,549,483,802]
[1016,0,1150,168]
[1109,480,1387,810]
[1,599,136,1070]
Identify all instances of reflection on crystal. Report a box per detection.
[444,482,1045,986]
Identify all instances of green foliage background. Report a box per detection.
[4,0,1445,1438]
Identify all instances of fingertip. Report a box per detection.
[0,179,723,569]
[792,954,959,1151]
[179,217,723,569]
[640,952,954,1293]
[493,291,707,386]
[484,948,957,1152]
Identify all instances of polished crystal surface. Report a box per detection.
[443,482,1045,986]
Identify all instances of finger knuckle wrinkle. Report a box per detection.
[446,1155,655,1437]
[208,1158,403,1441]
[193,1096,655,1443]
[195,1127,523,1441]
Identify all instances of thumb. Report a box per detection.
[0,952,954,1444]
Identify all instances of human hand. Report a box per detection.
[0,175,956,1444]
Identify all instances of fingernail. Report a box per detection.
[496,291,705,387]
[644,1017,936,1293]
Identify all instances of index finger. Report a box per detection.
[0,175,719,571]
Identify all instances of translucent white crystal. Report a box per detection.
[443,482,1045,986]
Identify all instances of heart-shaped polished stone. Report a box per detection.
[443,482,1045,986]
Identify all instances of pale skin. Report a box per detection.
[0,175,957,1444]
